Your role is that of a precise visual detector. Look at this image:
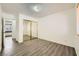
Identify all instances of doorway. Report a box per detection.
[1,18,15,51]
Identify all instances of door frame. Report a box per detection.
[1,18,4,51]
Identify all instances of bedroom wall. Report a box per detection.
[38,8,76,47]
[74,6,79,56]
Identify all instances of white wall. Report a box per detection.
[16,14,23,43]
[0,4,2,52]
[74,6,79,56]
[38,8,76,47]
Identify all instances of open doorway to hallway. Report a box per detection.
[1,18,16,52]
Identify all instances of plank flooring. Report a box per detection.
[0,37,77,56]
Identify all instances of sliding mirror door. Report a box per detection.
[32,22,38,39]
[23,20,31,41]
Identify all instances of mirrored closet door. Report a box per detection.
[23,20,38,41]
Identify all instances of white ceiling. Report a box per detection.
[1,3,76,18]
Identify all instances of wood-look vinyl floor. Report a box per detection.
[0,37,77,56]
